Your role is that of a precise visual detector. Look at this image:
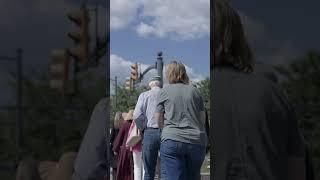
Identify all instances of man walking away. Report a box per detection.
[133,76,163,180]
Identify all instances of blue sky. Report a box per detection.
[110,0,210,85]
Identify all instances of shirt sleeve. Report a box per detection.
[273,85,305,157]
[133,93,147,130]
[199,95,205,112]
[156,89,166,113]
[195,88,205,111]
[286,103,305,157]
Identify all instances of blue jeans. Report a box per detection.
[143,128,165,180]
[160,140,205,180]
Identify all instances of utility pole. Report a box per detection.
[95,4,99,63]
[0,48,24,164]
[115,76,117,109]
[16,48,23,162]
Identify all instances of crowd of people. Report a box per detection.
[110,61,209,180]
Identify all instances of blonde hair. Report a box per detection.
[165,60,189,84]
[114,112,124,129]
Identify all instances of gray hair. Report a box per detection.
[149,80,160,88]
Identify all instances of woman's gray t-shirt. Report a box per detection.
[156,83,207,146]
[212,67,305,180]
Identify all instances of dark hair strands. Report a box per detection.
[213,0,254,73]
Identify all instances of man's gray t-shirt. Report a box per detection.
[156,83,207,146]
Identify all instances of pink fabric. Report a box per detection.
[127,120,142,152]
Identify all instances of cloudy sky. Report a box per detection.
[0,0,107,105]
[1,0,319,103]
[110,0,210,88]
[232,0,320,65]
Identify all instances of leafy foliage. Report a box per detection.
[0,68,106,163]
[196,77,210,110]
[275,51,320,179]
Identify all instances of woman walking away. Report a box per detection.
[110,112,125,180]
[127,120,144,180]
[112,110,134,180]
[211,0,306,179]
[155,61,207,180]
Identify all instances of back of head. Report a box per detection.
[212,0,253,73]
[149,76,161,88]
[165,60,189,84]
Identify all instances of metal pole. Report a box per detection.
[16,48,23,163]
[73,58,78,95]
[136,52,163,85]
[115,76,117,109]
[95,5,99,63]
[156,52,164,87]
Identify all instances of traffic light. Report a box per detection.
[49,49,69,93]
[130,63,139,81]
[95,36,107,61]
[125,77,132,91]
[67,6,90,64]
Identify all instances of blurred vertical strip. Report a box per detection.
[105,0,111,179]
[210,0,215,179]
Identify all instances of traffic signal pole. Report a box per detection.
[137,52,164,87]
[156,52,164,87]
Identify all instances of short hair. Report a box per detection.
[113,111,124,129]
[149,80,160,88]
[212,0,253,72]
[165,61,189,84]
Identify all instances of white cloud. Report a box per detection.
[185,65,205,82]
[136,22,158,37]
[110,0,209,40]
[110,0,141,30]
[137,0,209,40]
[110,54,134,82]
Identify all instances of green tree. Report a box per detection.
[196,77,210,127]
[275,51,320,179]
[0,68,107,163]
[196,77,210,111]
